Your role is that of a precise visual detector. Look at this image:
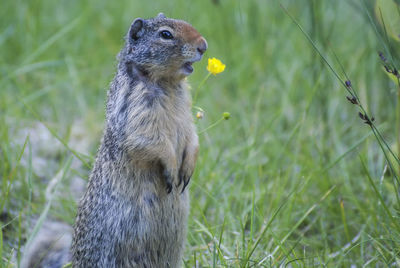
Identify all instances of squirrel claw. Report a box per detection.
[177,174,183,187]
[177,170,191,193]
[177,172,187,188]
[163,169,174,194]
[180,176,191,193]
[166,182,173,194]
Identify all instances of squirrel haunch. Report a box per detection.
[71,13,206,267]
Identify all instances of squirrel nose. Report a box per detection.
[197,38,208,55]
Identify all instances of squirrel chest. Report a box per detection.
[114,79,193,164]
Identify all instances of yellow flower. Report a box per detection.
[207,57,226,75]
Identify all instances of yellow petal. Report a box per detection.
[207,57,226,75]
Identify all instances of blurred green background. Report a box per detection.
[2,0,400,266]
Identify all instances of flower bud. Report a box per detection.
[223,112,230,120]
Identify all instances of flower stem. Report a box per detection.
[198,116,224,134]
[397,77,400,175]
[193,72,211,105]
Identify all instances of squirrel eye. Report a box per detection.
[160,30,173,40]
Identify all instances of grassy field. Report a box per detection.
[1,0,400,266]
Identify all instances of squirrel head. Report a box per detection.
[123,13,208,81]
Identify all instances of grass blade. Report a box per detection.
[359,156,400,230]
[22,156,72,260]
[22,17,81,65]
[271,185,336,256]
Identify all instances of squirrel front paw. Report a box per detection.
[162,168,176,194]
[177,145,198,193]
[177,169,191,194]
[163,164,191,194]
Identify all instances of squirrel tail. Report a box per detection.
[20,221,72,268]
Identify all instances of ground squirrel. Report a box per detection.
[22,13,207,268]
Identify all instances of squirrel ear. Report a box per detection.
[129,18,144,41]
[157,13,166,19]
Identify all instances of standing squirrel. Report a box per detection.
[21,13,207,268]
[72,13,206,267]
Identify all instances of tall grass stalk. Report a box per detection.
[282,3,400,189]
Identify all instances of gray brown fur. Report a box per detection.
[71,13,206,267]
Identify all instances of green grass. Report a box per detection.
[2,0,400,266]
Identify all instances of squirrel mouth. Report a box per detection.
[182,62,194,74]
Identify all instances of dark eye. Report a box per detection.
[160,30,173,40]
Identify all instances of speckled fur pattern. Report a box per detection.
[71,13,206,267]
